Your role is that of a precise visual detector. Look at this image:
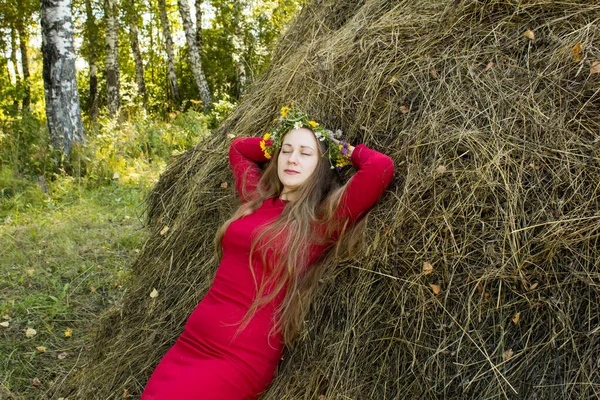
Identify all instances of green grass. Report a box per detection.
[0,166,161,399]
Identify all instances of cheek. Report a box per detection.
[306,158,319,176]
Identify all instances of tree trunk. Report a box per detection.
[127,0,147,107]
[84,0,99,121]
[41,0,85,160]
[10,26,21,110]
[157,0,180,105]
[15,10,31,109]
[232,0,246,98]
[178,0,211,110]
[194,0,202,50]
[105,0,120,117]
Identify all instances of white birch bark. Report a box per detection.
[41,0,85,159]
[84,0,98,120]
[177,0,211,110]
[157,0,180,105]
[232,0,246,97]
[194,0,202,49]
[17,2,31,109]
[10,26,21,109]
[105,0,120,117]
[128,0,147,106]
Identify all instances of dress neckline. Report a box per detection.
[273,197,289,205]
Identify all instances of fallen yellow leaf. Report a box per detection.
[36,346,47,352]
[422,261,434,275]
[430,69,439,79]
[429,283,441,295]
[64,327,73,338]
[0,321,9,328]
[32,377,41,387]
[160,225,169,236]
[2,314,9,320]
[400,105,409,114]
[435,165,447,175]
[590,61,600,74]
[571,42,583,62]
[227,133,235,139]
[503,349,514,361]
[524,29,535,40]
[57,352,68,360]
[150,288,159,298]
[483,61,495,72]
[529,282,539,290]
[25,327,37,337]
[220,182,228,189]
[512,312,521,324]
[389,76,398,83]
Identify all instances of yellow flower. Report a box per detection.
[264,150,272,159]
[308,120,318,128]
[260,140,267,151]
[280,106,290,118]
[263,133,271,140]
[338,144,343,150]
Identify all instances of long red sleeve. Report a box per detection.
[229,137,269,203]
[334,144,395,224]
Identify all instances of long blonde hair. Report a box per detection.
[215,132,365,346]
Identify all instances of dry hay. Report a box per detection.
[54,0,600,398]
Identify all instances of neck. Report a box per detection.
[279,189,297,202]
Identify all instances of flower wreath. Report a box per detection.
[259,104,352,171]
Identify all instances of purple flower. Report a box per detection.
[340,141,349,155]
[336,166,343,172]
[335,129,343,139]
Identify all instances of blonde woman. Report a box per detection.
[142,105,394,399]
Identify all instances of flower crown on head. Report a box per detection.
[259,103,352,171]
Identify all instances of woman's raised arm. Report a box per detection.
[335,144,395,224]
[229,137,270,202]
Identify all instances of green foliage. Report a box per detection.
[72,109,211,185]
[0,106,219,192]
[0,171,149,398]
[0,166,48,215]
[0,112,59,177]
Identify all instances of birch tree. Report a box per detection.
[16,0,31,109]
[104,0,120,117]
[10,25,21,110]
[127,0,147,107]
[157,0,180,105]
[232,0,246,97]
[40,0,85,159]
[84,0,99,120]
[194,0,202,50]
[177,0,211,109]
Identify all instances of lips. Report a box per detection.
[284,169,299,175]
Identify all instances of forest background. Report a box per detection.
[0,0,302,397]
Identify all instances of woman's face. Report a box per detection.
[277,128,320,195]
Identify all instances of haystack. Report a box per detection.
[56,0,600,398]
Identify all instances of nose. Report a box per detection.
[288,151,299,164]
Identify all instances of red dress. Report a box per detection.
[141,138,394,400]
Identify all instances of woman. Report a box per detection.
[141,105,394,399]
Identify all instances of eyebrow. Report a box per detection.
[281,143,315,151]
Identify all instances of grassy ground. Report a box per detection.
[0,166,162,399]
